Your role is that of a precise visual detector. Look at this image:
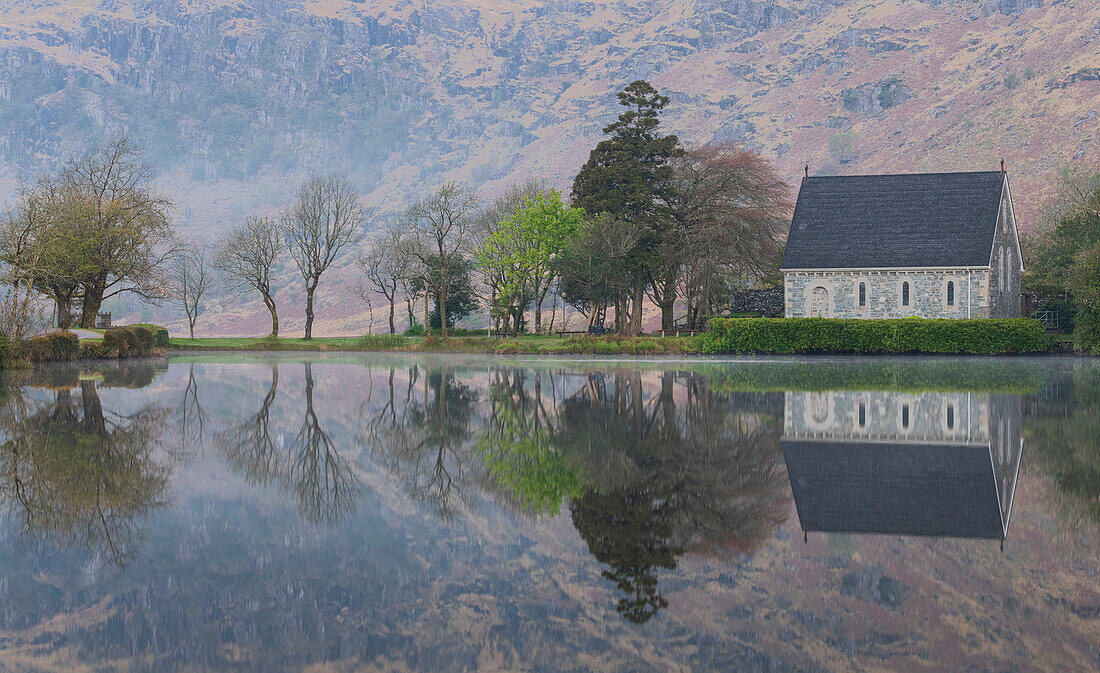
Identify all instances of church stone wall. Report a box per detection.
[989,191,1023,318]
[784,269,990,319]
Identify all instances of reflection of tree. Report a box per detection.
[177,363,206,445]
[0,380,170,564]
[571,486,678,623]
[218,363,361,524]
[1025,365,1100,525]
[560,371,789,623]
[476,368,581,516]
[364,365,477,518]
[290,363,361,523]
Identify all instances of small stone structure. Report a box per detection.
[730,287,784,317]
[95,312,112,329]
[781,170,1023,319]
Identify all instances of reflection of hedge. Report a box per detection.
[699,361,1045,394]
[698,317,1053,355]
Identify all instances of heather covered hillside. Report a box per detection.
[1,0,1098,335]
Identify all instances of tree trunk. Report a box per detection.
[660,269,677,332]
[263,293,279,337]
[440,259,449,340]
[189,320,195,339]
[79,281,106,329]
[423,289,429,335]
[388,297,396,334]
[630,268,644,336]
[55,295,74,330]
[614,291,624,333]
[304,279,317,340]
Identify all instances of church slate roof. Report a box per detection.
[781,439,1005,539]
[781,171,1006,269]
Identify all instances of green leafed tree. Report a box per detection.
[571,80,682,335]
[475,188,585,334]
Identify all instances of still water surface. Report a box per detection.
[0,354,1097,672]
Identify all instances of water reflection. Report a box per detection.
[0,365,170,564]
[0,356,1096,672]
[363,365,478,518]
[783,391,1023,543]
[218,362,362,523]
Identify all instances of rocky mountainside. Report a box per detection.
[2,0,1099,335]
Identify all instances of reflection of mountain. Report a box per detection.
[782,391,1023,542]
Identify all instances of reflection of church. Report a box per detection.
[782,391,1022,544]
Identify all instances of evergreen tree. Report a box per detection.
[570,80,682,335]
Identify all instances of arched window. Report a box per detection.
[858,403,866,428]
[858,282,867,307]
[946,404,955,430]
[902,282,910,307]
[947,281,955,306]
[901,404,910,429]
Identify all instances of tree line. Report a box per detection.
[360,80,791,339]
[0,81,794,341]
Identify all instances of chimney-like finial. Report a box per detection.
[1000,158,1005,176]
[804,164,809,182]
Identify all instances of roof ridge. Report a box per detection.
[805,170,1003,180]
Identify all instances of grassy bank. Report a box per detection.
[169,333,697,355]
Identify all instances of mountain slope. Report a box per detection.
[1,0,1098,335]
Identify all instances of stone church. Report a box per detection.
[781,170,1022,319]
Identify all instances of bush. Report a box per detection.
[696,317,1053,355]
[103,325,158,356]
[79,340,117,359]
[23,331,81,362]
[130,323,169,348]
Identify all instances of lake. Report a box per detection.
[0,354,1097,672]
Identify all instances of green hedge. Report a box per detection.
[697,317,1053,355]
[23,331,81,362]
[129,323,170,348]
[103,325,159,356]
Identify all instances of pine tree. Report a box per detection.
[571,80,682,335]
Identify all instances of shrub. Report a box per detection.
[79,340,117,359]
[130,323,170,348]
[696,317,1053,355]
[23,331,81,362]
[103,325,158,356]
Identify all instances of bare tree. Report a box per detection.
[170,243,214,339]
[398,182,479,339]
[215,215,283,336]
[282,176,365,339]
[669,143,791,329]
[355,227,410,334]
